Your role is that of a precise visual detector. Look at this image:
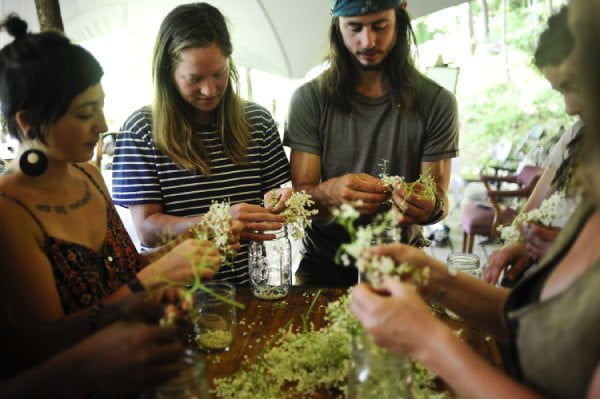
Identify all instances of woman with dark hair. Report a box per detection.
[351,2,600,395]
[0,15,222,326]
[112,2,291,285]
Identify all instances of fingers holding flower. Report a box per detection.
[264,187,293,212]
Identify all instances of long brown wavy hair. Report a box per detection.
[152,2,250,175]
[317,6,421,113]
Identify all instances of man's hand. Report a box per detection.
[524,222,560,261]
[319,173,388,214]
[391,182,436,225]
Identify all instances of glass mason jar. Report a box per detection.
[194,281,236,352]
[447,252,481,278]
[358,224,402,284]
[153,348,208,399]
[248,227,292,300]
[445,253,481,320]
[370,224,402,245]
[347,332,414,399]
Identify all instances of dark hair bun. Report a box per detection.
[3,14,28,40]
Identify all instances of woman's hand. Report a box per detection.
[351,280,446,360]
[228,220,244,254]
[103,293,165,325]
[483,242,530,284]
[366,243,446,299]
[264,187,293,213]
[229,202,284,241]
[524,222,560,261]
[139,239,221,289]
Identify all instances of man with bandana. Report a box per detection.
[284,0,459,286]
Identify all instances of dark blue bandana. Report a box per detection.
[330,0,403,17]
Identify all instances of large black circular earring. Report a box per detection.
[19,149,48,177]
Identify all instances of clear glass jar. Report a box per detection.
[194,281,236,352]
[347,332,413,399]
[248,227,292,300]
[447,252,481,278]
[445,253,481,320]
[370,224,401,245]
[153,349,208,399]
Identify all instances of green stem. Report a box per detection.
[301,289,321,332]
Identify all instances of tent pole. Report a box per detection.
[34,0,64,32]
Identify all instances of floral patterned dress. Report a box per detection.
[0,164,141,314]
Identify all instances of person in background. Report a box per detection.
[483,6,585,286]
[112,2,291,286]
[351,2,600,395]
[0,13,223,364]
[284,0,459,286]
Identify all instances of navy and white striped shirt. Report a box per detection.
[111,103,291,284]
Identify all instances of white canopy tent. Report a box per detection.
[0,0,469,79]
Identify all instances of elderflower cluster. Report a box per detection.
[273,191,319,239]
[499,191,566,243]
[212,292,447,399]
[358,257,430,288]
[379,159,437,202]
[189,201,236,261]
[331,203,429,288]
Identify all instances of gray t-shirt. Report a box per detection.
[284,77,459,264]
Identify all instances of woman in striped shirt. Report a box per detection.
[112,3,291,285]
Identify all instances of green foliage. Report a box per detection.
[413,0,573,175]
[458,76,573,175]
[415,20,439,43]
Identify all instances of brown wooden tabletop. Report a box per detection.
[203,286,502,398]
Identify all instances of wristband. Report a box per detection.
[90,303,104,332]
[421,190,446,225]
[127,275,145,293]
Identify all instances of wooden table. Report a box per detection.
[204,286,502,398]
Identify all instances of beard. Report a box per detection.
[351,51,387,71]
[358,63,383,71]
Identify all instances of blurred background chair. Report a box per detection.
[460,165,543,253]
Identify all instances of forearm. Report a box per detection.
[421,159,451,224]
[426,261,510,339]
[422,327,543,399]
[139,236,186,267]
[137,213,203,247]
[2,303,123,368]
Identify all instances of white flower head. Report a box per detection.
[278,191,319,239]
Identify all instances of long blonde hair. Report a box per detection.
[151,2,250,175]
